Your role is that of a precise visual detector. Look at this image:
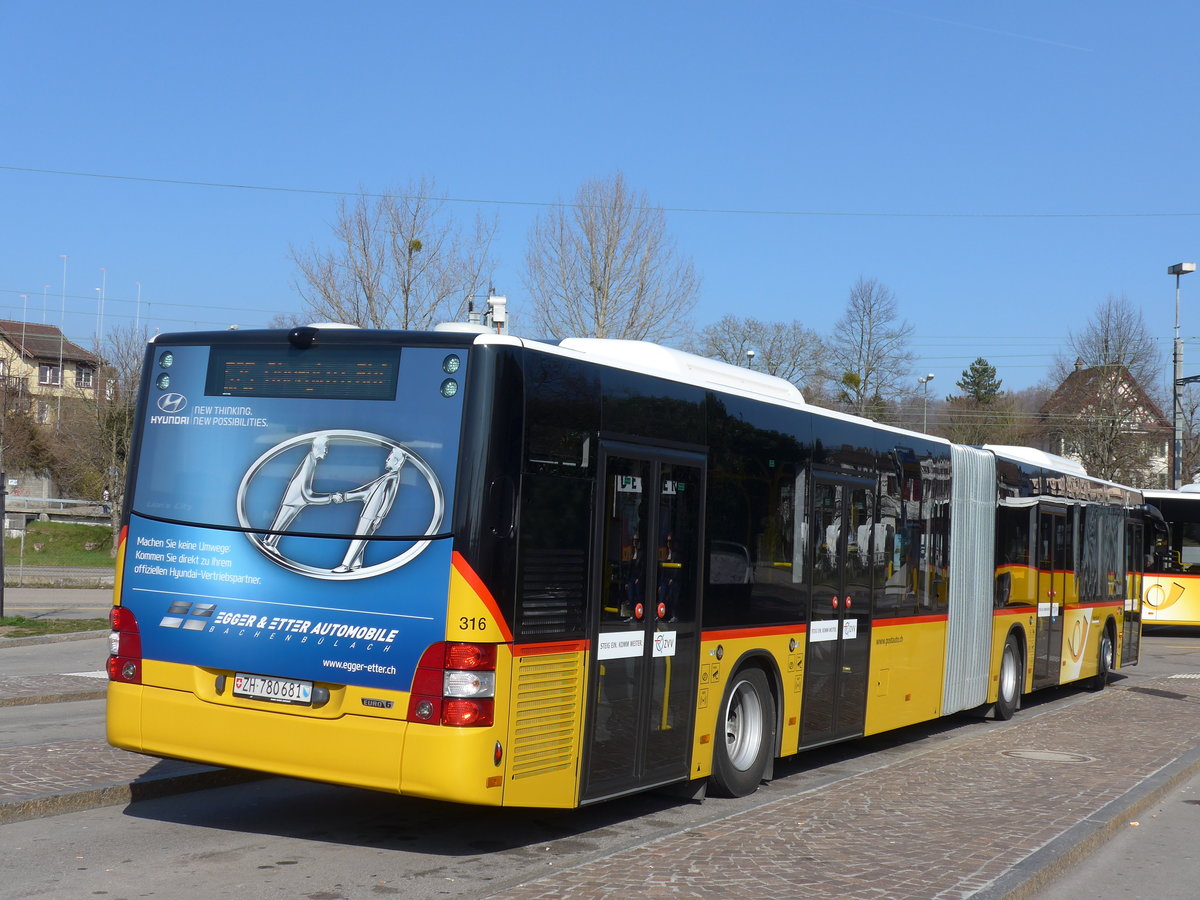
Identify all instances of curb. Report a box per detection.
[0,631,108,650]
[0,765,262,826]
[0,689,108,708]
[975,718,1200,898]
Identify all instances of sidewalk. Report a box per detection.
[0,629,255,826]
[3,629,1200,898]
[497,677,1200,900]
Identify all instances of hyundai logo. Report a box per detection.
[235,430,445,581]
[157,393,188,413]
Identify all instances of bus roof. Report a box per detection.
[983,445,1089,476]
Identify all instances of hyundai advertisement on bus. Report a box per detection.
[120,338,467,691]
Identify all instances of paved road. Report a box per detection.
[4,596,1200,897]
[0,587,112,620]
[2,565,114,589]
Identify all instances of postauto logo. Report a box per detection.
[235,430,445,581]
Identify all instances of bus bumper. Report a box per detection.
[107,680,507,805]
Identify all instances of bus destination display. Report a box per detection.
[206,346,400,400]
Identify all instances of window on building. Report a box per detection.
[38,363,62,386]
[76,365,95,388]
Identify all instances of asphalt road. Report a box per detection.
[2,564,114,590]
[0,587,113,619]
[5,598,1200,898]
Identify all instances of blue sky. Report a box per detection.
[3,1,1199,395]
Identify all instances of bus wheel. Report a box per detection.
[1090,627,1114,692]
[711,667,774,798]
[996,635,1021,721]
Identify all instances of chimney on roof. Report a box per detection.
[1074,357,1084,372]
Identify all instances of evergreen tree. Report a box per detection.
[955,357,1003,404]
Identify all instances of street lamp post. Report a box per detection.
[918,373,935,432]
[1170,263,1196,489]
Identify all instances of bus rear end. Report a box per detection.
[107,327,514,804]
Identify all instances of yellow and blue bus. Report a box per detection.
[1143,487,1200,626]
[107,327,1143,806]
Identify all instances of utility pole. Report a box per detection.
[1170,263,1196,489]
[0,470,7,617]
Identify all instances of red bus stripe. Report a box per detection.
[514,640,589,657]
[874,614,947,628]
[994,600,1128,616]
[701,624,804,642]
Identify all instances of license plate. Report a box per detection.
[232,672,313,705]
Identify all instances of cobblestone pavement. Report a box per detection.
[0,631,253,827]
[487,678,1200,900]
[0,673,107,707]
[4,626,1200,898]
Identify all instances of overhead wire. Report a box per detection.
[3,164,1200,219]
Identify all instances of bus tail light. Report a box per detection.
[107,606,142,684]
[408,642,496,727]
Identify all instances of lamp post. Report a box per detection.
[918,373,935,432]
[1170,263,1196,489]
[745,349,756,368]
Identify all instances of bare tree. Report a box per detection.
[1054,293,1161,395]
[290,177,498,329]
[936,357,1026,445]
[0,378,51,475]
[52,323,146,551]
[939,395,1028,446]
[1180,383,1200,485]
[694,315,827,397]
[523,172,699,343]
[1041,294,1168,485]
[826,277,914,419]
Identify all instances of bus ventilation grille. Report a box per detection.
[518,549,587,637]
[511,652,582,780]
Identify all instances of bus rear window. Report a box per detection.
[206,345,401,400]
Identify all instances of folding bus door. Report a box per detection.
[1033,506,1068,689]
[581,444,704,803]
[800,474,873,748]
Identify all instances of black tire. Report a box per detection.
[995,634,1021,721]
[1090,626,1114,692]
[710,667,775,798]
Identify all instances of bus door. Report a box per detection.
[1034,506,1068,688]
[1124,516,1143,665]
[582,445,704,802]
[800,474,873,748]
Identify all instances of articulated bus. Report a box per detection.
[106,327,1144,807]
[1143,487,1200,626]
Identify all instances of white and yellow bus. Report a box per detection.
[107,327,1143,807]
[1143,487,1200,627]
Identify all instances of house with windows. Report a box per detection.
[0,318,99,424]
[1037,358,1169,488]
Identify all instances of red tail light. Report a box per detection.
[107,606,142,684]
[407,641,497,727]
